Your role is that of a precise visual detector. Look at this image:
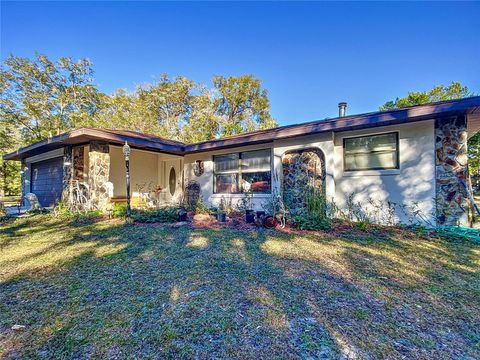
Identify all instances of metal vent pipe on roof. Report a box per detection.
[338,102,347,117]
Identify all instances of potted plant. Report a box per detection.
[245,209,255,223]
[177,192,188,222]
[178,208,188,222]
[261,181,287,229]
[243,189,255,223]
[217,196,227,222]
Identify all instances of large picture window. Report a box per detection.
[344,132,399,171]
[214,149,271,193]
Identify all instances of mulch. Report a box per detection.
[191,214,256,231]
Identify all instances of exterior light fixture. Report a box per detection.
[193,160,204,177]
[122,141,132,223]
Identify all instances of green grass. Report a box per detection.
[1,215,479,359]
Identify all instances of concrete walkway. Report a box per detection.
[5,206,29,216]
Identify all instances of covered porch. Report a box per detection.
[108,145,183,208]
[4,128,186,211]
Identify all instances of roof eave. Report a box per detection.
[185,98,480,153]
[4,96,480,160]
[3,128,185,161]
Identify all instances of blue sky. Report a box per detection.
[1,1,479,126]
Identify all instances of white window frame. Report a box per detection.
[213,148,273,194]
[343,131,400,172]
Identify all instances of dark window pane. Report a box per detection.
[344,133,399,171]
[241,149,271,172]
[241,171,271,193]
[345,151,397,170]
[215,174,239,193]
[345,133,397,154]
[214,153,239,173]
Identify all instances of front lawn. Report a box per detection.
[1,215,479,359]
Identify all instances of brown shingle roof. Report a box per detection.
[95,128,185,146]
[4,96,480,160]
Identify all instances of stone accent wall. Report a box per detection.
[73,146,85,180]
[435,116,469,226]
[88,141,110,211]
[62,145,91,210]
[282,149,325,217]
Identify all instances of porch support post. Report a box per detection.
[125,156,131,219]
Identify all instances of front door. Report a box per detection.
[164,159,182,204]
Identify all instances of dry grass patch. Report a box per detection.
[0,215,479,359]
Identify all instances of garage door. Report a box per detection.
[31,157,64,207]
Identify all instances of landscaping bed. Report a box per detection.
[1,214,479,359]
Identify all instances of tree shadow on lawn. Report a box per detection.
[1,218,479,359]
[329,232,480,358]
[0,216,73,250]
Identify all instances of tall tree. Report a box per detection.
[379,82,479,183]
[180,87,221,143]
[379,81,472,111]
[1,54,103,196]
[1,53,102,143]
[213,75,277,137]
[0,122,21,196]
[1,54,279,195]
[94,75,195,140]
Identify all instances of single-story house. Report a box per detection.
[4,97,480,226]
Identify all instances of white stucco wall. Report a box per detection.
[108,146,183,202]
[333,120,436,225]
[184,143,274,211]
[183,120,436,225]
[17,119,437,223]
[183,133,335,212]
[109,146,159,197]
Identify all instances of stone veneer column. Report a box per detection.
[435,116,469,226]
[88,141,110,211]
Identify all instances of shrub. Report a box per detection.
[292,185,332,231]
[354,219,370,231]
[193,197,214,215]
[305,185,327,216]
[112,203,127,218]
[293,214,332,231]
[51,200,103,224]
[69,210,102,224]
[53,200,70,217]
[0,214,13,224]
[132,207,179,223]
[236,189,254,212]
